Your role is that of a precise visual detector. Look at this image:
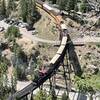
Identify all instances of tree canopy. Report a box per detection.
[20,0,36,23]
[75,73,100,93]
[5,26,21,42]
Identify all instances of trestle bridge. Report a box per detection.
[8,0,82,99]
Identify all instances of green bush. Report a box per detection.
[5,26,21,42]
[80,3,87,13]
[96,43,100,48]
[34,89,47,100]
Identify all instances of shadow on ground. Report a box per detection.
[67,34,82,76]
[33,11,41,25]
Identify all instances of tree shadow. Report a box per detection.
[62,63,69,92]
[32,11,41,25]
[67,34,82,76]
[0,15,6,21]
[27,11,41,30]
[61,12,85,25]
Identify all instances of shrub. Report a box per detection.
[5,26,21,42]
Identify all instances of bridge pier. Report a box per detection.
[27,93,34,100]
[61,51,72,98]
[21,96,28,100]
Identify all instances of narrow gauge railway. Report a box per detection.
[8,0,68,100]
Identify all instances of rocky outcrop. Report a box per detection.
[87,0,100,11]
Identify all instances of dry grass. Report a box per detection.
[34,8,59,41]
[38,43,58,60]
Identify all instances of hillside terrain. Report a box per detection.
[0,0,100,100]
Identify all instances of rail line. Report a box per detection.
[8,0,68,99]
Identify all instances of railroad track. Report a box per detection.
[8,0,68,99]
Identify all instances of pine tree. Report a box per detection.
[11,68,17,94]
[1,0,6,16]
[27,0,36,25]
[0,0,2,11]
[67,0,77,11]
[5,25,20,42]
[0,56,10,99]
[56,0,68,10]
[47,95,52,100]
[20,0,28,22]
[6,0,16,17]
[75,74,100,100]
[56,0,78,11]
[20,0,36,23]
[49,0,57,4]
[34,89,47,100]
[80,0,87,13]
[51,88,57,100]
[61,92,69,100]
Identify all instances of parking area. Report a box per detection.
[0,18,38,35]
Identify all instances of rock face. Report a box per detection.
[16,37,38,56]
[95,18,100,28]
[87,0,100,11]
[86,65,99,74]
[2,49,13,60]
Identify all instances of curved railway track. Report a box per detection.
[8,0,68,99]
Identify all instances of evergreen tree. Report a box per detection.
[20,0,28,22]
[0,0,1,10]
[11,68,17,94]
[51,88,57,100]
[52,0,57,4]
[27,0,36,25]
[75,73,100,100]
[56,0,78,11]
[5,25,21,42]
[1,0,6,16]
[49,0,57,4]
[20,0,36,23]
[80,0,87,13]
[0,56,10,99]
[62,92,69,100]
[6,0,16,17]
[34,89,47,100]
[56,0,68,10]
[67,0,77,11]
[47,95,52,100]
